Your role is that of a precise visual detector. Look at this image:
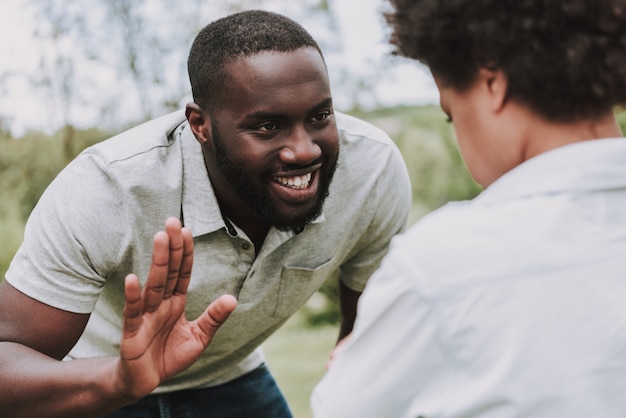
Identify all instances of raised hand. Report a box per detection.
[113,217,237,399]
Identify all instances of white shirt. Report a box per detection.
[312,138,626,417]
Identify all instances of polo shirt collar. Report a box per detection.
[476,138,626,205]
[180,123,226,237]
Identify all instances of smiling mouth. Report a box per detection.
[273,172,313,190]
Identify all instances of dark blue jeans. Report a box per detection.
[105,364,293,418]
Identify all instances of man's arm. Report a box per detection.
[337,281,360,342]
[0,218,236,418]
[334,123,412,344]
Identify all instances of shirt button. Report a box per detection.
[241,242,251,250]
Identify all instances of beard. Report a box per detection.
[212,126,338,233]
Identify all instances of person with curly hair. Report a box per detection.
[312,0,626,416]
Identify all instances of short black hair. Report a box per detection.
[385,0,626,122]
[188,10,323,111]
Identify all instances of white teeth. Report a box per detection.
[274,172,312,190]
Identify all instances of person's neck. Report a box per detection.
[521,110,623,162]
[228,212,270,252]
[202,151,270,251]
[217,195,270,252]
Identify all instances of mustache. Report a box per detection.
[276,156,325,173]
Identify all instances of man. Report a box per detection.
[312,0,626,417]
[0,10,411,417]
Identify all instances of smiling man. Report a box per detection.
[0,9,411,418]
[187,47,340,242]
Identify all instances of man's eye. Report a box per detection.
[258,122,278,131]
[312,111,331,122]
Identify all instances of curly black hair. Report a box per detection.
[188,10,323,111]
[385,0,626,122]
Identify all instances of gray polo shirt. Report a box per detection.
[6,110,411,392]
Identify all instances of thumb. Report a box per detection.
[195,294,237,343]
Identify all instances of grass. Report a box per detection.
[263,310,339,418]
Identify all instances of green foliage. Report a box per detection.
[302,271,341,326]
[616,107,626,134]
[263,311,337,418]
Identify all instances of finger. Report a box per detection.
[173,227,194,296]
[163,217,184,299]
[142,230,170,313]
[326,333,352,370]
[123,274,143,337]
[195,295,237,345]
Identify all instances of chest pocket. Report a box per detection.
[272,258,336,318]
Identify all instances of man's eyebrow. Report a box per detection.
[242,97,334,122]
[310,97,333,112]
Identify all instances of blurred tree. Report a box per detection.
[103,0,152,120]
[0,116,12,143]
[30,0,84,160]
[21,0,345,133]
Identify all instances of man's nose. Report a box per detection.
[279,126,322,165]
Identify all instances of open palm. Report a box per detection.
[113,218,237,399]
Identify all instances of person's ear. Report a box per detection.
[480,68,508,114]
[185,102,213,147]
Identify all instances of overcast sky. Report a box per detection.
[0,0,439,135]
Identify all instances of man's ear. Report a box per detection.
[479,68,508,114]
[185,102,213,147]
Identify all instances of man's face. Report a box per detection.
[205,47,339,232]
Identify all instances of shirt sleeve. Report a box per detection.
[5,152,128,313]
[311,242,449,418]
[338,139,412,292]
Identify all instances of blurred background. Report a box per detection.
[2,1,623,417]
[0,0,439,135]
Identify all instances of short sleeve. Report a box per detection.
[338,138,412,292]
[5,152,128,313]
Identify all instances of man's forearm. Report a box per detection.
[0,342,138,418]
[338,281,361,342]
